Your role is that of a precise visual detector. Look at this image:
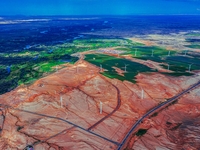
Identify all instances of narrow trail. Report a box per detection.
[88,75,121,130]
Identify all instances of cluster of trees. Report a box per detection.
[0,52,78,95]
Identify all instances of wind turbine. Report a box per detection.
[168,51,171,56]
[184,50,187,56]
[60,96,63,107]
[135,48,137,56]
[141,89,144,99]
[167,64,170,70]
[141,88,144,99]
[151,50,154,57]
[100,64,103,72]
[100,101,103,114]
[123,64,129,72]
[188,63,193,72]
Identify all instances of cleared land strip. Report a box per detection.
[117,80,200,150]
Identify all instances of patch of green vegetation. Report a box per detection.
[136,56,165,63]
[151,112,158,117]
[185,44,200,49]
[124,46,176,57]
[73,39,126,49]
[115,47,131,51]
[38,61,64,72]
[162,72,193,76]
[167,56,200,65]
[17,126,24,131]
[85,54,155,83]
[131,50,199,76]
[160,56,200,76]
[135,129,147,136]
[118,44,200,77]
[0,38,131,95]
[0,52,78,94]
[126,40,145,46]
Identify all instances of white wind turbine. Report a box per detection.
[188,63,193,72]
[135,48,137,56]
[140,87,144,99]
[165,63,170,70]
[100,101,103,114]
[151,50,154,57]
[184,50,187,56]
[60,96,63,107]
[123,64,129,72]
[168,51,171,56]
[100,64,103,72]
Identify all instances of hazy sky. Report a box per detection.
[0,0,200,15]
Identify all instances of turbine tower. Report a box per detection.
[167,64,170,70]
[100,64,102,72]
[60,96,63,107]
[135,48,137,56]
[141,88,144,99]
[124,64,128,72]
[168,51,170,56]
[151,50,154,57]
[184,50,187,56]
[188,63,193,72]
[100,101,103,114]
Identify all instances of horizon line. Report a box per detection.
[1,14,200,17]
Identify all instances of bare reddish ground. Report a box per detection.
[126,85,200,150]
[0,60,199,150]
[112,67,125,76]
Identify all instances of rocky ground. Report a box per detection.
[126,79,200,150]
[0,59,199,150]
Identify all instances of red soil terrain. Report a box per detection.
[126,85,200,150]
[0,60,199,150]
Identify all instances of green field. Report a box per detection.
[0,38,130,95]
[118,44,199,76]
[1,37,199,95]
[124,46,176,57]
[185,44,200,49]
[138,55,198,76]
[85,54,155,83]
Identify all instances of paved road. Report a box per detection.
[117,81,200,150]
[88,78,121,130]
[0,104,120,146]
